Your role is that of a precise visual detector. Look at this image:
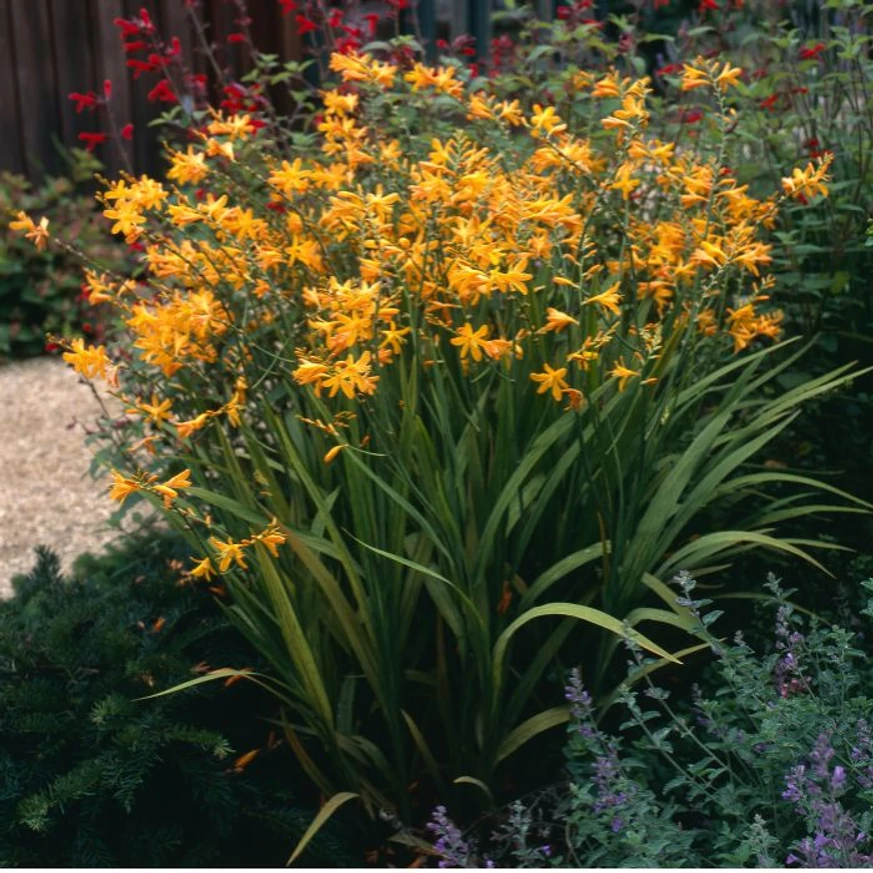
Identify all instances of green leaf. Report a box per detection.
[287,792,359,866]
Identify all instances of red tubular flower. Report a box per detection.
[138,8,154,33]
[227,32,246,43]
[166,36,182,58]
[759,93,779,111]
[114,17,141,37]
[147,79,178,103]
[295,14,317,34]
[127,59,158,78]
[682,109,703,124]
[278,0,297,13]
[78,131,108,152]
[799,42,825,60]
[121,123,135,140]
[103,79,113,100]
[68,91,98,113]
[123,40,147,52]
[328,8,343,27]
[363,13,379,36]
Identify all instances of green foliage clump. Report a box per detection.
[0,534,359,867]
[0,149,126,360]
[425,572,873,868]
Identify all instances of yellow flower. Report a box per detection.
[450,323,490,362]
[540,308,579,333]
[63,338,113,380]
[680,63,709,91]
[167,146,209,185]
[530,363,569,401]
[609,361,641,391]
[152,469,193,507]
[190,556,216,581]
[583,283,622,317]
[9,211,50,251]
[715,63,743,91]
[529,104,567,138]
[109,471,140,504]
[209,536,249,573]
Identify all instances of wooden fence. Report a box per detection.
[0,0,303,181]
[0,0,542,183]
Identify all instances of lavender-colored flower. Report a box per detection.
[428,805,476,868]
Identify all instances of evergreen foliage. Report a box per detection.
[0,534,359,867]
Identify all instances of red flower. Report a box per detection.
[278,0,297,13]
[166,36,182,58]
[227,32,246,43]
[123,40,147,52]
[78,131,108,152]
[386,0,410,10]
[657,62,683,76]
[114,17,141,37]
[698,0,718,10]
[68,91,98,113]
[295,14,317,34]
[121,123,135,140]
[147,79,178,103]
[682,109,703,124]
[799,42,825,60]
[335,35,362,54]
[138,8,154,33]
[328,8,343,27]
[103,79,113,100]
[556,6,571,18]
[266,201,287,213]
[759,93,779,111]
[127,58,158,78]
[363,13,380,36]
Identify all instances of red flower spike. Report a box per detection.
[121,123,135,140]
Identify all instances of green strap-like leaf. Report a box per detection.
[495,706,571,765]
[286,792,359,866]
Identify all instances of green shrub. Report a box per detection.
[0,149,127,360]
[0,534,359,867]
[425,571,873,867]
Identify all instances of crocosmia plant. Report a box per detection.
[13,45,864,818]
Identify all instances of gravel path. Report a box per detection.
[0,357,124,597]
